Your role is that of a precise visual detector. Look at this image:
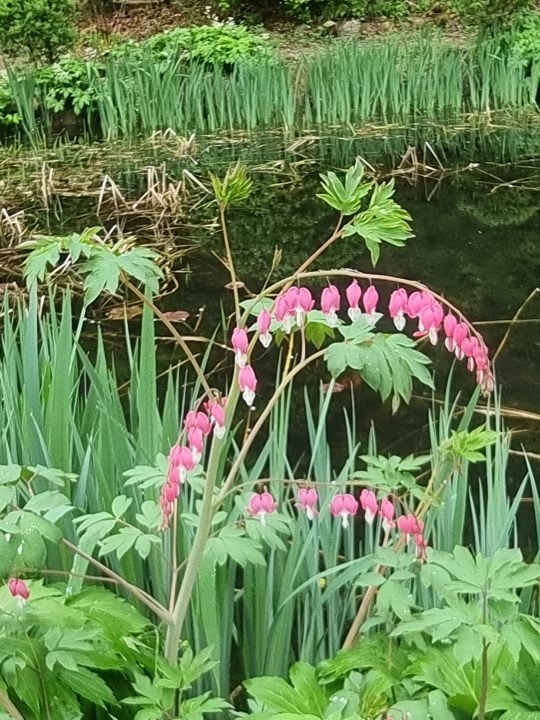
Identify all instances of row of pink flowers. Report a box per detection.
[231,281,493,408]
[159,397,227,529]
[247,488,428,558]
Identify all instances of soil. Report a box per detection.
[78,0,468,57]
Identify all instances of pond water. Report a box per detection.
[2,128,539,492]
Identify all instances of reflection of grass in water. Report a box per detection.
[2,118,540,206]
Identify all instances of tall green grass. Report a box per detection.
[3,36,538,143]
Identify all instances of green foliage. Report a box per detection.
[447,0,535,32]
[20,228,163,304]
[0,0,77,63]
[141,23,272,67]
[0,582,151,719]
[508,11,540,66]
[122,647,230,720]
[443,424,498,462]
[353,453,432,493]
[318,161,414,264]
[210,161,253,206]
[324,320,434,412]
[244,662,329,717]
[222,0,435,22]
[33,56,99,114]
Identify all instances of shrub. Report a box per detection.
[141,22,272,67]
[508,10,540,65]
[0,0,77,63]
[218,0,435,22]
[447,0,536,34]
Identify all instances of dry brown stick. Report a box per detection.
[0,688,25,720]
[492,288,540,364]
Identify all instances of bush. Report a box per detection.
[0,0,77,63]
[218,0,436,22]
[141,22,272,67]
[508,10,540,65]
[447,0,536,33]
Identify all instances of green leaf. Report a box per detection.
[58,667,117,707]
[377,579,415,620]
[124,461,166,490]
[324,343,347,378]
[22,236,62,285]
[25,491,72,519]
[288,662,328,717]
[342,179,414,266]
[304,321,335,349]
[0,465,22,485]
[355,572,386,588]
[111,494,132,518]
[205,526,265,567]
[453,626,484,665]
[99,528,141,560]
[317,160,372,216]
[210,162,252,206]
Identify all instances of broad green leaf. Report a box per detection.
[453,626,483,665]
[0,465,21,485]
[111,494,132,518]
[317,161,372,216]
[289,663,327,717]
[354,572,386,588]
[377,579,415,620]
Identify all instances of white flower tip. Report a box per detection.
[242,390,255,406]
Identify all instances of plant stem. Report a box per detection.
[122,277,212,395]
[478,590,489,720]
[163,426,226,664]
[219,204,241,324]
[63,538,171,624]
[163,349,326,662]
[479,641,488,720]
